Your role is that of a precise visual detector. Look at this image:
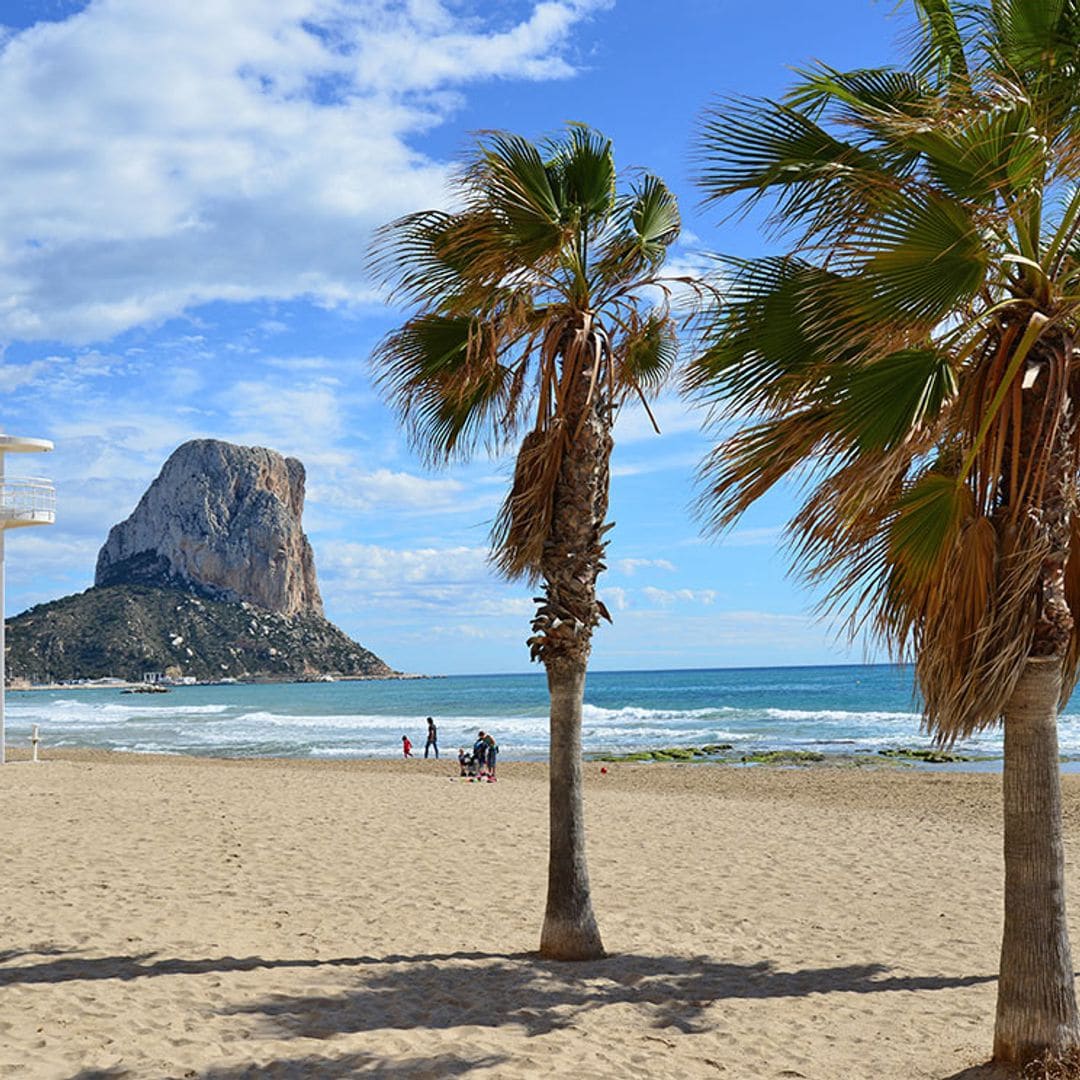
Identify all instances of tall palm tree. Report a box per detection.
[688,0,1080,1068]
[370,126,682,960]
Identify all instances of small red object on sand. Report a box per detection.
[600,766,608,774]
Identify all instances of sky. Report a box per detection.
[0,0,917,676]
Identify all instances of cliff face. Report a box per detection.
[95,439,323,617]
[7,438,398,684]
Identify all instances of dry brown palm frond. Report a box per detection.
[492,422,567,582]
[696,409,837,534]
[919,520,1045,742]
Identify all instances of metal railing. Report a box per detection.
[0,477,56,524]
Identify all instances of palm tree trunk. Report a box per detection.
[994,655,1080,1066]
[532,338,611,961]
[540,655,604,959]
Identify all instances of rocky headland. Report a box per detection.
[7,439,395,683]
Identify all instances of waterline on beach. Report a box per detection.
[7,664,1077,767]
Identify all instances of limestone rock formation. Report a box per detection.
[7,438,398,683]
[96,439,323,617]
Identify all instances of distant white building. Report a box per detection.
[0,434,55,764]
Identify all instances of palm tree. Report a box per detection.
[688,0,1080,1068]
[369,126,682,960]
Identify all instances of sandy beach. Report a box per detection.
[0,752,1068,1079]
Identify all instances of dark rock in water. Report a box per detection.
[8,438,396,683]
[7,585,392,683]
[877,747,979,764]
[96,439,322,617]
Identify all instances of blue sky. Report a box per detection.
[0,0,915,675]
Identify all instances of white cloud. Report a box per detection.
[0,0,609,343]
[615,557,675,576]
[319,540,491,591]
[308,468,485,514]
[0,356,50,391]
[599,585,628,612]
[641,586,717,608]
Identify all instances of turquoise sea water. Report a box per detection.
[9,663,1080,765]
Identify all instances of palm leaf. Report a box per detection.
[911,0,971,86]
[835,348,957,451]
[619,313,678,392]
[548,125,616,226]
[855,193,988,322]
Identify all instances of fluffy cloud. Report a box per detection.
[319,540,491,590]
[615,557,675,576]
[641,586,717,608]
[0,0,608,343]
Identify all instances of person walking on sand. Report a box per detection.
[424,716,438,759]
[401,734,413,759]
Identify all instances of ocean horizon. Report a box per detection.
[10,661,1080,769]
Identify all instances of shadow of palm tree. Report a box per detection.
[69,1055,508,1080]
[0,950,532,987]
[939,1066,1013,1079]
[212,952,997,1039]
[13,950,1003,1079]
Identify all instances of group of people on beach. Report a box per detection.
[400,719,498,780]
[458,731,498,781]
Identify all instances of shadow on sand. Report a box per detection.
[68,1052,510,1079]
[7,949,1000,1079]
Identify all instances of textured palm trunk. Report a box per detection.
[540,656,603,959]
[533,339,611,961]
[993,349,1080,1066]
[994,656,1080,1066]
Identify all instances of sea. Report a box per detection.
[9,663,1080,769]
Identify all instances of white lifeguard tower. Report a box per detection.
[0,434,55,764]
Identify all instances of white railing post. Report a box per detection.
[30,724,40,763]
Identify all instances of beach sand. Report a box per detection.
[0,751,1066,1078]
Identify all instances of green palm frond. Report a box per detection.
[696,99,891,212]
[896,91,1043,200]
[691,0,1080,739]
[474,132,566,264]
[911,0,971,86]
[371,125,682,582]
[371,313,527,462]
[786,65,934,119]
[835,348,957,451]
[595,175,680,285]
[686,257,847,412]
[547,125,616,226]
[855,193,988,322]
[888,470,973,582]
[619,313,678,393]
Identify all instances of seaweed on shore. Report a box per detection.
[876,747,982,764]
[736,749,826,765]
[592,744,733,763]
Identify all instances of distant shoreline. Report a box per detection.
[7,671,433,692]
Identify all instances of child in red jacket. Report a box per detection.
[401,734,413,759]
